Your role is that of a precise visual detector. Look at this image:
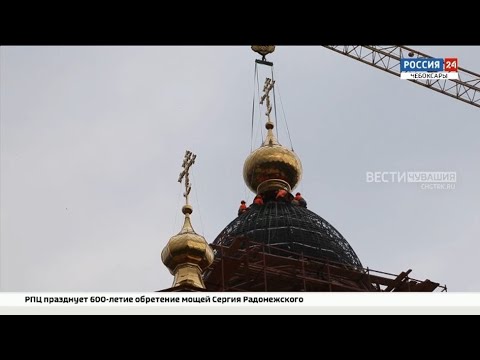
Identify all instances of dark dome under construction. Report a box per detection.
[161,46,445,293]
[213,201,363,268]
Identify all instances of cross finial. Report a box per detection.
[177,150,197,205]
[260,77,275,122]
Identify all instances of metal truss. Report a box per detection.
[213,201,363,269]
[323,45,480,109]
[203,238,447,292]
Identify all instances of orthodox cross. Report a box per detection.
[260,77,275,121]
[178,150,196,205]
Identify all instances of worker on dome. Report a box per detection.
[238,200,249,216]
[275,188,289,202]
[253,194,264,206]
[294,192,307,208]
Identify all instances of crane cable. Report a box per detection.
[250,62,257,153]
[246,62,261,202]
[271,66,279,140]
[248,62,298,201]
[250,62,265,150]
[271,65,295,151]
[271,65,301,195]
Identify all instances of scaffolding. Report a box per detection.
[203,237,447,292]
[213,201,364,269]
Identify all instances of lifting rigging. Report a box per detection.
[247,45,479,205]
[254,45,480,109]
[161,46,456,292]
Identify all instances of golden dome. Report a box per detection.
[161,205,214,289]
[243,122,302,194]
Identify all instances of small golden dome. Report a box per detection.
[161,206,214,289]
[243,122,302,194]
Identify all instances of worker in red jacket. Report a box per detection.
[294,192,307,208]
[238,200,249,216]
[253,194,264,205]
[276,188,289,202]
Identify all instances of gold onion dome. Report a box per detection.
[243,74,302,195]
[161,205,214,289]
[244,121,302,194]
[161,151,213,290]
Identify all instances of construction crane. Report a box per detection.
[322,45,480,109]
